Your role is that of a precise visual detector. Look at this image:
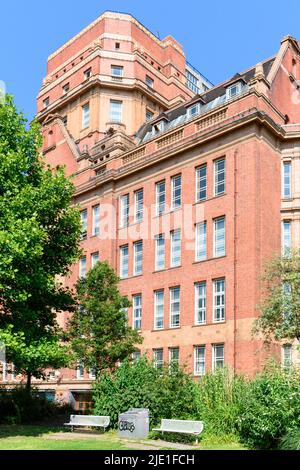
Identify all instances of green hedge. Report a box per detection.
[93,358,300,449]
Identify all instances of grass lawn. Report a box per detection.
[0,426,247,451]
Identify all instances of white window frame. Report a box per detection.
[110,100,123,123]
[120,194,130,228]
[80,209,88,240]
[91,252,99,268]
[134,189,144,223]
[282,344,292,369]
[156,180,166,215]
[227,82,242,99]
[133,241,143,276]
[282,220,292,255]
[212,344,225,371]
[82,103,90,129]
[171,175,182,210]
[213,278,225,323]
[76,362,85,380]
[154,290,164,330]
[169,347,179,366]
[195,282,206,325]
[171,229,181,267]
[196,164,207,202]
[120,245,129,279]
[214,217,226,258]
[84,68,92,80]
[283,162,292,199]
[153,349,164,369]
[195,222,207,261]
[187,103,200,118]
[146,75,154,88]
[111,65,124,77]
[92,205,100,236]
[79,257,87,279]
[155,234,165,271]
[133,294,142,330]
[214,158,226,196]
[170,287,180,328]
[194,346,205,376]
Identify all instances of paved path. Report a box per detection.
[44,431,197,450]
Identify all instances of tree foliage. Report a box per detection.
[254,251,300,342]
[0,95,82,385]
[68,261,143,375]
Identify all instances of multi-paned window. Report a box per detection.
[282,344,292,369]
[214,217,226,257]
[154,290,164,330]
[146,75,154,88]
[153,349,163,369]
[283,162,292,199]
[156,180,166,215]
[187,103,200,118]
[212,344,225,370]
[43,97,50,109]
[91,252,99,268]
[171,229,181,267]
[79,257,87,278]
[171,175,182,210]
[133,294,142,330]
[132,351,141,361]
[120,245,129,279]
[155,234,165,271]
[196,164,207,202]
[195,282,206,325]
[84,68,92,80]
[92,205,100,236]
[169,347,179,366]
[120,194,130,228]
[213,279,225,322]
[76,361,84,380]
[133,241,143,276]
[282,221,292,255]
[80,209,88,240]
[195,222,207,261]
[214,158,225,196]
[134,189,144,223]
[111,65,123,77]
[170,287,180,328]
[110,100,122,123]
[82,103,90,128]
[194,346,205,376]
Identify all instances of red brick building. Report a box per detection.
[3,11,300,408]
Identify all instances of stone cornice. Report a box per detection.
[74,108,285,197]
[48,11,184,63]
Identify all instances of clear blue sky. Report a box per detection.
[1,0,300,120]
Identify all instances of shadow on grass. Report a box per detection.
[0,425,66,439]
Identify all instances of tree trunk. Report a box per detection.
[26,372,32,392]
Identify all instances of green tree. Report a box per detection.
[68,261,143,376]
[0,95,82,389]
[254,250,300,342]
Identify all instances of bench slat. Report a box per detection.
[153,419,204,436]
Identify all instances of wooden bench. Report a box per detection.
[64,415,110,432]
[152,419,204,444]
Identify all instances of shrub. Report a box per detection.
[93,357,198,429]
[237,365,300,449]
[0,387,71,424]
[280,428,300,450]
[195,368,247,435]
